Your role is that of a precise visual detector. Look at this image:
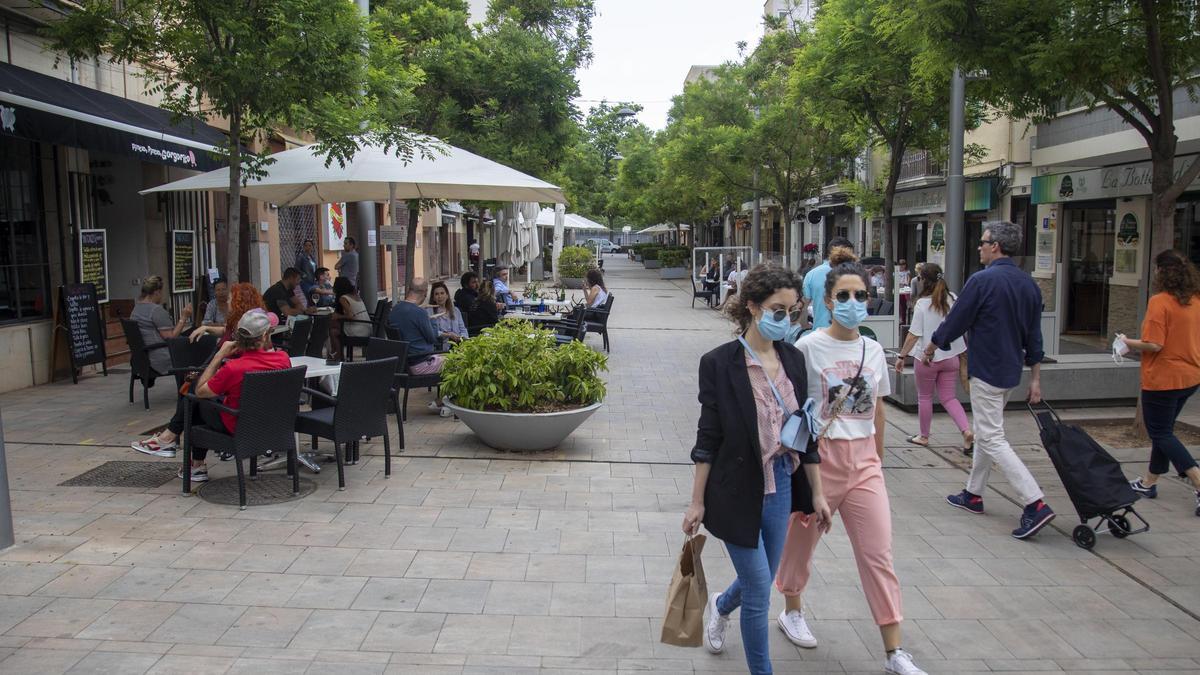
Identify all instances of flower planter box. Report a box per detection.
[659,266,687,279]
[443,399,602,451]
[643,259,661,269]
[634,254,643,262]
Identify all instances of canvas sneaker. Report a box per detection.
[946,490,984,514]
[1012,500,1055,539]
[132,436,176,458]
[884,649,928,675]
[176,466,209,483]
[1129,478,1157,499]
[702,592,729,654]
[777,609,817,648]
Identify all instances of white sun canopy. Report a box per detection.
[140,139,565,205]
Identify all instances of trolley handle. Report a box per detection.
[1027,399,1061,431]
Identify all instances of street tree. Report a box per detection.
[793,0,958,287]
[909,0,1200,253]
[48,0,423,282]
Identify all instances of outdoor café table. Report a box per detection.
[516,312,561,322]
[270,355,343,474]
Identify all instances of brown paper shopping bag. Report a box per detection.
[660,534,707,647]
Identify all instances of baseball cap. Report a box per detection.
[237,309,273,338]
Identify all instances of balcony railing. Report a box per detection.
[897,150,945,183]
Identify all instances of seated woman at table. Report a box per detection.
[429,281,468,343]
[328,277,371,359]
[178,310,292,483]
[468,277,501,334]
[131,301,277,458]
[201,278,230,328]
[584,269,609,308]
[703,259,721,293]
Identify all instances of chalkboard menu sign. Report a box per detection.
[172,230,195,294]
[57,283,108,383]
[79,229,109,304]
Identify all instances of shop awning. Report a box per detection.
[0,62,227,171]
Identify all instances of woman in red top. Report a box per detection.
[1121,250,1200,516]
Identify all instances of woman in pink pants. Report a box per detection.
[777,248,927,675]
[894,263,974,454]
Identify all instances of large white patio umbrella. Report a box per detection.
[519,201,541,283]
[141,140,565,205]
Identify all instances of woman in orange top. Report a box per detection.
[1120,250,1200,517]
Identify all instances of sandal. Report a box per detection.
[906,435,929,447]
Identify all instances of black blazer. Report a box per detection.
[691,339,819,549]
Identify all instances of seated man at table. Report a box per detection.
[492,267,518,307]
[135,310,289,481]
[455,271,480,318]
[262,268,310,318]
[389,277,451,417]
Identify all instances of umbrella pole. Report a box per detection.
[389,182,400,301]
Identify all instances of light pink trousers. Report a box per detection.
[776,436,904,626]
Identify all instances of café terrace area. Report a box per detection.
[1,257,1200,674]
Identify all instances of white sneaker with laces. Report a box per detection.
[702,592,728,654]
[776,609,817,648]
[427,401,441,411]
[131,436,177,458]
[884,648,928,675]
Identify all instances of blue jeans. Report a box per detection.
[1144,385,1200,476]
[716,456,792,675]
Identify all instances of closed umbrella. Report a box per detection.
[520,201,541,283]
[552,204,566,282]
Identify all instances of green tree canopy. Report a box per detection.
[48,0,424,282]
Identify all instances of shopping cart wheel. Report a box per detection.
[1109,514,1131,538]
[1072,525,1096,549]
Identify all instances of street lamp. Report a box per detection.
[945,68,988,291]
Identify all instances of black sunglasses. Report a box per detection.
[834,290,869,303]
[767,308,804,323]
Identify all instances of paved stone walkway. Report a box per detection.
[1,256,1199,674]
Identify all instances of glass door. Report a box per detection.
[1063,206,1114,353]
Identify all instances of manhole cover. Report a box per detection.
[197,474,318,506]
[60,461,177,488]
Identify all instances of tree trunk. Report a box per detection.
[404,204,419,292]
[881,143,906,298]
[225,112,242,283]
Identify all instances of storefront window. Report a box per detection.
[1173,198,1200,266]
[0,138,50,323]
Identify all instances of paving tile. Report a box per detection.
[285,575,369,610]
[350,578,429,612]
[75,600,181,641]
[286,547,360,576]
[95,567,187,601]
[0,647,89,674]
[289,609,379,651]
[0,595,55,635]
[482,581,552,615]
[222,573,307,607]
[404,551,472,580]
[550,582,615,617]
[8,597,118,639]
[344,549,416,578]
[433,615,513,655]
[65,651,161,674]
[147,603,247,645]
[417,580,491,614]
[219,606,312,648]
[360,612,445,653]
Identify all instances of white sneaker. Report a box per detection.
[884,648,928,675]
[702,592,728,654]
[427,401,441,412]
[777,609,817,648]
[439,406,453,418]
[131,436,176,458]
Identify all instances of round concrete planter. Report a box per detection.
[443,399,602,451]
[560,276,586,289]
[643,259,662,270]
[659,267,687,279]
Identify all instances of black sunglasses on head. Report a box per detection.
[834,290,869,303]
[767,308,804,323]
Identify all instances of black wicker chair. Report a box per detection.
[551,305,588,345]
[365,337,409,455]
[380,326,445,422]
[584,294,614,352]
[343,299,391,361]
[286,318,313,357]
[120,318,167,410]
[181,365,308,508]
[304,313,332,359]
[691,275,716,309]
[166,334,218,389]
[295,357,398,489]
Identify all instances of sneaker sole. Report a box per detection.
[132,444,176,457]
[1012,512,1056,539]
[776,614,817,648]
[945,498,984,515]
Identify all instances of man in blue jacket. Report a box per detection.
[924,220,1056,540]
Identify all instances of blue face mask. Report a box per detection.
[757,310,791,341]
[832,299,868,329]
[785,322,805,344]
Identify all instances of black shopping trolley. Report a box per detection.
[1029,401,1149,549]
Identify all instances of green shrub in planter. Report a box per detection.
[659,250,687,268]
[557,245,596,279]
[441,318,608,412]
[641,247,661,260]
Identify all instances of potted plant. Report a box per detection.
[659,249,688,279]
[523,281,542,301]
[642,246,662,269]
[441,318,608,451]
[554,282,567,302]
[557,245,594,289]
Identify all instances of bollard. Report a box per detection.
[0,406,13,550]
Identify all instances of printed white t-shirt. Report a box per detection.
[908,296,967,362]
[796,329,891,440]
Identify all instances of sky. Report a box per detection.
[574,1,766,130]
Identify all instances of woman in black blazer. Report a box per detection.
[682,265,831,675]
